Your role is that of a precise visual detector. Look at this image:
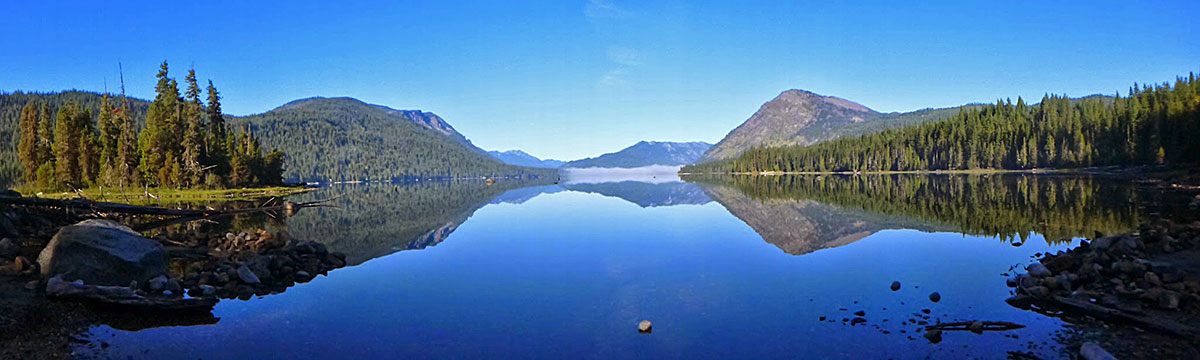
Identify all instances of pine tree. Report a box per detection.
[77,108,100,186]
[98,95,120,185]
[17,101,40,183]
[181,68,206,187]
[139,61,183,186]
[53,103,82,189]
[205,80,230,180]
[37,102,54,166]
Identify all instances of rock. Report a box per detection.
[1159,290,1180,310]
[147,275,168,291]
[854,310,865,316]
[1080,342,1117,360]
[968,320,984,333]
[850,317,866,325]
[923,329,942,343]
[1005,294,1035,308]
[890,281,901,291]
[1145,272,1163,287]
[0,237,18,257]
[1005,277,1017,288]
[928,292,941,303]
[37,220,166,287]
[296,271,311,279]
[1091,236,1115,251]
[198,284,217,296]
[166,278,182,295]
[638,320,652,333]
[236,265,261,284]
[1026,263,1052,278]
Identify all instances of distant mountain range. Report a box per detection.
[0,92,555,186]
[564,141,712,168]
[487,150,566,168]
[700,89,979,162]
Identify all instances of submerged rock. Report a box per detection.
[923,329,942,343]
[890,281,901,291]
[37,219,166,286]
[928,292,941,303]
[236,265,261,284]
[1080,342,1116,360]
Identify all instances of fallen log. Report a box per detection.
[45,276,217,312]
[925,321,1025,332]
[1043,296,1200,340]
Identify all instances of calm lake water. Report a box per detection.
[76,174,1187,359]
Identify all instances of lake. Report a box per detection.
[76,173,1189,359]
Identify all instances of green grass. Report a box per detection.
[13,185,315,204]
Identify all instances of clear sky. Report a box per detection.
[2,1,1197,160]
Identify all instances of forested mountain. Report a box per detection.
[487,150,566,168]
[700,89,979,162]
[564,141,712,168]
[685,73,1200,174]
[232,97,555,182]
[0,92,555,187]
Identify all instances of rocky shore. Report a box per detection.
[0,192,346,359]
[1007,222,1200,358]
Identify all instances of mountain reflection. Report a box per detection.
[686,174,1146,255]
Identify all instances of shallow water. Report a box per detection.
[78,175,1174,359]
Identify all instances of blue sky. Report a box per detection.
[2,1,1197,160]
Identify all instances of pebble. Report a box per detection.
[638,320,652,333]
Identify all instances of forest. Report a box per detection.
[14,62,284,191]
[684,74,1200,173]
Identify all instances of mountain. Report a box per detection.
[229,97,555,182]
[487,150,566,168]
[0,92,555,187]
[564,141,712,168]
[700,89,977,162]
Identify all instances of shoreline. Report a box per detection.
[12,186,316,205]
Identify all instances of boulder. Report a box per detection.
[0,237,19,257]
[37,219,166,286]
[236,265,261,284]
[1026,263,1052,278]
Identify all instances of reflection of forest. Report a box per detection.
[688,174,1145,251]
[277,179,553,265]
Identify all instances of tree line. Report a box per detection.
[16,62,284,191]
[684,73,1200,173]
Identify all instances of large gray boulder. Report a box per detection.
[37,219,166,286]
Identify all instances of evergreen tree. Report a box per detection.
[139,61,183,186]
[77,108,100,186]
[17,101,39,183]
[181,68,206,186]
[36,102,54,166]
[205,80,229,180]
[53,103,82,189]
[97,95,120,185]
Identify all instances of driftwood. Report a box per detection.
[0,194,335,219]
[925,321,1025,332]
[45,276,217,312]
[1043,296,1200,340]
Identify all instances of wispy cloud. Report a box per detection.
[585,0,629,20]
[599,69,629,87]
[606,46,641,66]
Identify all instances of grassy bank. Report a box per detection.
[12,186,315,204]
